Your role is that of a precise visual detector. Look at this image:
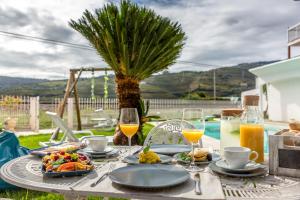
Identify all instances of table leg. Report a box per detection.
[64,194,87,200]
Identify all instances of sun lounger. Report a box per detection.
[39,112,94,147]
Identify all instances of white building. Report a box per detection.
[249,56,300,122]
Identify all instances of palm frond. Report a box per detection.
[69,0,186,80]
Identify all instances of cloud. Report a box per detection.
[138,0,184,7]
[0,45,105,79]
[0,7,33,27]
[0,5,102,79]
[0,0,300,78]
[145,0,300,71]
[42,24,74,41]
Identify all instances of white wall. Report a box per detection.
[241,77,266,112]
[267,78,300,122]
[250,57,300,122]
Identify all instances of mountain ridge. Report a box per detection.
[0,61,276,99]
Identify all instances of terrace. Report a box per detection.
[288,22,300,46]
[1,1,300,200]
[288,22,300,58]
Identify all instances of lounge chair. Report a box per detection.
[39,111,94,147]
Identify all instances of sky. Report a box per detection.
[0,0,300,79]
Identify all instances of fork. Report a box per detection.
[69,163,107,190]
[90,163,116,187]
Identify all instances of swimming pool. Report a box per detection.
[204,122,287,153]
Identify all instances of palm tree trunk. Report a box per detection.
[113,75,142,145]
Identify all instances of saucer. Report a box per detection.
[216,160,263,173]
[81,147,113,155]
[79,148,119,159]
[209,161,267,177]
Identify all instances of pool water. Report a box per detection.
[204,122,286,153]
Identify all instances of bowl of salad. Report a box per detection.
[42,151,94,177]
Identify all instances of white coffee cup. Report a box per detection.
[81,136,108,152]
[224,147,258,169]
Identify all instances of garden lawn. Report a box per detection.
[0,123,154,200]
[19,123,154,149]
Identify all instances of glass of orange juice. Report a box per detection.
[182,108,205,172]
[119,108,139,153]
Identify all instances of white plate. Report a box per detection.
[216,160,264,173]
[81,147,113,155]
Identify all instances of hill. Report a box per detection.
[0,61,276,99]
[0,76,46,89]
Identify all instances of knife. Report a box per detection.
[194,173,202,195]
[132,146,143,155]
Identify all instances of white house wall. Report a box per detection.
[250,57,300,122]
[267,78,300,122]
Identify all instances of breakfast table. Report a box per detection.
[1,146,300,200]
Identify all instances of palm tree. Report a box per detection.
[69,0,186,145]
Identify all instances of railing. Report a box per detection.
[53,97,239,111]
[52,97,240,129]
[146,98,238,109]
[0,96,240,131]
[288,23,300,43]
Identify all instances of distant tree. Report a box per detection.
[198,92,206,98]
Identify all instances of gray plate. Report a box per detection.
[78,148,119,159]
[216,160,264,173]
[209,162,267,178]
[123,154,172,164]
[81,147,113,155]
[150,144,191,155]
[109,164,190,188]
[174,152,221,165]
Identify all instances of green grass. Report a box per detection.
[39,111,53,129]
[0,190,126,200]
[19,124,153,149]
[0,123,154,200]
[18,129,114,149]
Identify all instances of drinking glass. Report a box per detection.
[119,108,139,153]
[181,108,205,172]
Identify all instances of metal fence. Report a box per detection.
[146,99,239,109]
[52,97,240,129]
[0,96,240,131]
[53,98,239,110]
